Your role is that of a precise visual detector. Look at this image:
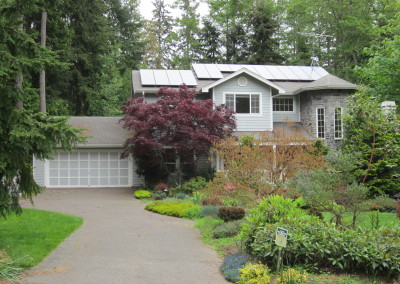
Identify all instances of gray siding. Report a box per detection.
[273,95,300,122]
[300,90,352,149]
[143,94,159,103]
[213,75,273,131]
[33,156,46,187]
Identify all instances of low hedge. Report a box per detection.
[145,201,201,219]
[134,189,152,199]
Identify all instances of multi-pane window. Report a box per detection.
[316,108,325,138]
[273,98,294,111]
[225,93,260,114]
[334,108,343,139]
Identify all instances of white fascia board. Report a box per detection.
[201,68,286,94]
[56,144,124,149]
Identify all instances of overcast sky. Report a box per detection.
[139,0,209,20]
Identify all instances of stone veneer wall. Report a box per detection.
[300,90,354,149]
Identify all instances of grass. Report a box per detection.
[322,211,399,228]
[0,209,83,268]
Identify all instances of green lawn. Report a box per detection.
[0,209,83,268]
[322,211,399,228]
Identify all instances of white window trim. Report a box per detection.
[316,107,326,139]
[272,96,296,113]
[223,91,262,116]
[334,107,343,140]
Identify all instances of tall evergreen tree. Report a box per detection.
[248,0,284,64]
[172,0,201,68]
[198,17,222,63]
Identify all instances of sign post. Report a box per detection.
[275,227,288,273]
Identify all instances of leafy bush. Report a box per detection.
[218,206,245,222]
[145,201,201,219]
[369,195,396,212]
[242,197,400,277]
[175,192,187,200]
[202,198,223,206]
[276,268,308,284]
[152,191,167,200]
[191,191,206,205]
[134,189,152,199]
[200,205,221,219]
[238,263,270,284]
[213,220,243,239]
[220,252,252,283]
[180,176,207,194]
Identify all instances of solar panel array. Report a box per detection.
[140,69,197,86]
[192,63,329,81]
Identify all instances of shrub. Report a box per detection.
[200,205,221,219]
[242,195,400,277]
[154,182,169,191]
[202,198,223,206]
[180,176,208,194]
[134,189,152,199]
[145,201,201,219]
[218,206,245,222]
[152,191,167,200]
[220,252,252,283]
[175,192,187,200]
[192,191,206,205]
[369,195,396,212]
[238,263,270,284]
[276,268,308,284]
[213,220,243,239]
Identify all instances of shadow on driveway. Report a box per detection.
[20,187,228,284]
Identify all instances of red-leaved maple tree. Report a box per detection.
[121,85,236,184]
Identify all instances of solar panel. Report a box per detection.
[267,66,287,80]
[289,66,312,80]
[153,70,169,85]
[312,67,329,80]
[278,66,301,80]
[166,70,183,85]
[140,69,156,85]
[242,65,258,74]
[254,65,276,80]
[192,64,210,79]
[204,64,223,79]
[215,64,233,72]
[180,70,197,86]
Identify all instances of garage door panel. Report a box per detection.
[47,150,132,187]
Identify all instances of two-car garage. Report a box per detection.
[33,117,142,188]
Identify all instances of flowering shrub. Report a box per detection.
[238,263,270,284]
[220,252,252,283]
[218,206,245,222]
[133,189,152,199]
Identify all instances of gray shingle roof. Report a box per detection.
[68,117,132,147]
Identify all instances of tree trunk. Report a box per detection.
[39,10,47,113]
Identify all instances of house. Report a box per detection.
[33,63,356,188]
[132,63,357,148]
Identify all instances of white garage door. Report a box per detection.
[47,150,132,187]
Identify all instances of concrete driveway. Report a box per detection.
[19,188,228,284]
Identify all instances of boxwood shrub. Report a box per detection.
[242,196,400,278]
[134,189,152,199]
[145,201,201,219]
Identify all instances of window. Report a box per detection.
[273,98,294,111]
[225,93,260,114]
[316,108,325,138]
[334,108,343,139]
